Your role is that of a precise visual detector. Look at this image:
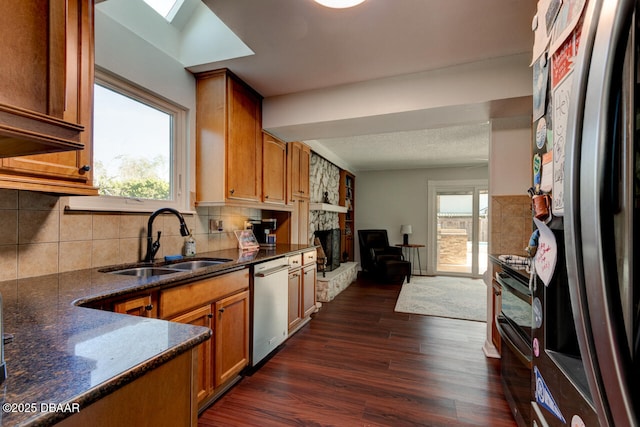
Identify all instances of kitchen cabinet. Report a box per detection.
[490,278,501,353]
[288,141,310,199]
[287,250,317,334]
[112,293,157,318]
[286,141,310,244]
[287,255,303,331]
[302,250,317,319]
[167,305,213,405]
[159,268,249,409]
[0,0,96,195]
[262,132,287,206]
[56,349,197,427]
[195,69,263,205]
[338,170,355,262]
[214,290,250,386]
[290,196,310,245]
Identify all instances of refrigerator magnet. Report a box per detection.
[535,366,567,423]
[533,218,557,286]
[536,118,547,149]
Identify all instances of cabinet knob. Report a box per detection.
[229,189,235,194]
[265,195,269,199]
[218,307,225,313]
[79,165,91,172]
[207,313,213,319]
[144,304,153,311]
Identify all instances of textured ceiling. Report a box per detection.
[308,123,490,171]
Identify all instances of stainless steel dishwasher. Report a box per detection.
[252,257,290,366]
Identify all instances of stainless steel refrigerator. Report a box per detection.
[532,0,640,425]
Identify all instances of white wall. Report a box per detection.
[490,118,532,195]
[355,166,488,272]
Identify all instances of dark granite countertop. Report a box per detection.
[0,244,314,426]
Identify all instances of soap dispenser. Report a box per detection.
[185,233,196,257]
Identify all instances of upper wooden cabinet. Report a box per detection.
[262,132,287,206]
[195,69,263,205]
[288,141,310,199]
[0,0,94,158]
[0,0,96,195]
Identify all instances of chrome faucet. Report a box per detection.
[144,208,190,263]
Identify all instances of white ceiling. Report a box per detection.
[101,0,537,171]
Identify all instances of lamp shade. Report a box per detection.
[400,225,412,235]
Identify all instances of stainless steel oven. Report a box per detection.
[495,270,532,427]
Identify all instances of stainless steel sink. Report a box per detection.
[167,259,232,270]
[103,258,232,277]
[107,267,182,277]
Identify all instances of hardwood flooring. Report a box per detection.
[198,275,516,427]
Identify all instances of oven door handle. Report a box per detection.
[497,317,532,368]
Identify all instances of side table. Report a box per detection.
[395,244,425,277]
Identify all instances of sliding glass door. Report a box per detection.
[427,181,488,278]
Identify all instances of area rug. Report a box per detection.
[394,276,487,322]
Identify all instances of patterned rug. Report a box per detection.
[394,276,487,322]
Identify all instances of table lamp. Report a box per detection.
[401,225,412,245]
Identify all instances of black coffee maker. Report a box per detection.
[249,219,277,248]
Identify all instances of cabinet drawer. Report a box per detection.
[303,250,317,266]
[160,269,249,319]
[288,254,302,269]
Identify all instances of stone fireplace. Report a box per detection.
[314,228,341,272]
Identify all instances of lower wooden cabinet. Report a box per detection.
[57,349,197,427]
[287,250,317,334]
[302,263,316,318]
[112,293,157,318]
[160,270,250,409]
[214,290,250,386]
[288,268,302,330]
[167,305,214,405]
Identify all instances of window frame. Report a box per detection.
[68,68,190,213]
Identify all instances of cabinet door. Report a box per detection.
[290,196,309,245]
[226,77,262,202]
[299,143,310,197]
[298,197,309,245]
[302,264,317,318]
[262,133,287,205]
[289,142,310,198]
[288,269,302,331]
[0,0,94,176]
[113,294,157,318]
[214,290,249,386]
[168,305,214,405]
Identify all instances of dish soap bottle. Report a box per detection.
[185,233,196,257]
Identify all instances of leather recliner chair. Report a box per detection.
[357,229,411,283]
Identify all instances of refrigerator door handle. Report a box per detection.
[566,0,638,425]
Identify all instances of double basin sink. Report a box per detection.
[102,258,233,278]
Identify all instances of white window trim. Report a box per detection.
[67,69,191,213]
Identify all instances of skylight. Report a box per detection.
[142,0,184,21]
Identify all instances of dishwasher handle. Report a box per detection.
[254,264,290,277]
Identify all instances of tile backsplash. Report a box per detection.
[489,194,532,257]
[0,189,260,280]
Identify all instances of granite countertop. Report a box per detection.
[0,244,314,426]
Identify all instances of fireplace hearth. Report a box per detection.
[314,229,341,272]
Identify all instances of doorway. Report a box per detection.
[427,180,488,278]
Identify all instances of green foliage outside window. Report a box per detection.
[95,155,170,200]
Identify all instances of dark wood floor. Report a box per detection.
[199,275,517,427]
